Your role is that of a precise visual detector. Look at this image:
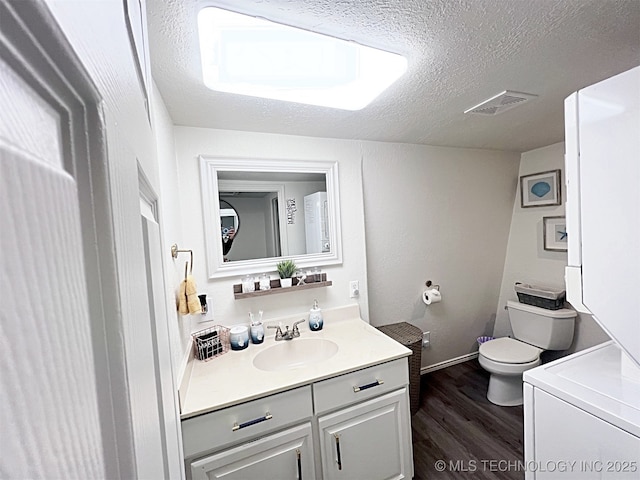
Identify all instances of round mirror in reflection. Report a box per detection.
[219,199,240,257]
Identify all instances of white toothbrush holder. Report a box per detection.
[250,323,264,344]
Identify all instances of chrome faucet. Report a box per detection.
[267,324,284,341]
[268,319,305,341]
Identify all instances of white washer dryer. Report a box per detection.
[523,341,640,479]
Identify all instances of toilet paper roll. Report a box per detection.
[423,288,442,305]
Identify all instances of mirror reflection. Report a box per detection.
[217,171,328,262]
[219,199,239,259]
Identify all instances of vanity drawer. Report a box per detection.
[313,358,409,414]
[182,385,313,459]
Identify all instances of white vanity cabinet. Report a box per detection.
[318,389,411,480]
[314,359,412,480]
[182,359,413,480]
[190,423,315,480]
[183,386,314,480]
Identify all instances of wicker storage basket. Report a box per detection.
[515,282,566,310]
[377,322,422,415]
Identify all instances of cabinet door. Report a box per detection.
[318,388,412,480]
[190,423,315,480]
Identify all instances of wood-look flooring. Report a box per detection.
[411,360,525,480]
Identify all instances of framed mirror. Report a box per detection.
[200,156,342,279]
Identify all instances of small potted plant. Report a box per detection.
[276,259,297,288]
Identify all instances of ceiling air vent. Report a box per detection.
[464,90,537,115]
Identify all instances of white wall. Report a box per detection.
[151,83,193,387]
[172,127,369,339]
[494,142,609,358]
[362,142,520,368]
[225,196,269,260]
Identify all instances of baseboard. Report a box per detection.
[420,352,479,374]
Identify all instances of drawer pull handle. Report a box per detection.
[353,379,384,392]
[232,412,273,432]
[296,449,302,479]
[334,434,342,470]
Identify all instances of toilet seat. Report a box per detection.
[479,337,542,364]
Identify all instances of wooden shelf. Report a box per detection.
[233,274,332,300]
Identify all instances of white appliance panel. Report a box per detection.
[304,191,330,254]
[566,66,640,365]
[524,342,640,438]
[532,388,639,480]
[524,343,640,480]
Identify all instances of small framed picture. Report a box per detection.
[520,169,561,208]
[543,216,568,252]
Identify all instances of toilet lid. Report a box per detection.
[479,337,542,364]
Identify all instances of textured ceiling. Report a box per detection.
[147,0,640,152]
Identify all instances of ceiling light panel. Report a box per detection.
[197,7,407,110]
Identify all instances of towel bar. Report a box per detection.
[171,243,193,277]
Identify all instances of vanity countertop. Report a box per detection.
[180,305,412,419]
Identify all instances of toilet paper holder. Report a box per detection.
[425,280,440,291]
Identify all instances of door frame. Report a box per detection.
[139,166,185,479]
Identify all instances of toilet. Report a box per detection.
[478,300,576,406]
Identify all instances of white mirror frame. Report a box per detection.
[200,156,343,279]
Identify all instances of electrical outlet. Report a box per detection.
[349,280,360,298]
[422,331,430,348]
[200,295,214,322]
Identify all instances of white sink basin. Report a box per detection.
[253,338,339,372]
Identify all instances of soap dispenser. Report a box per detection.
[309,299,323,331]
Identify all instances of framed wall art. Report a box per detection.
[543,216,568,252]
[520,169,561,208]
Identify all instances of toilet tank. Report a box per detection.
[507,300,576,350]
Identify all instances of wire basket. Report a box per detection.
[192,325,230,361]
